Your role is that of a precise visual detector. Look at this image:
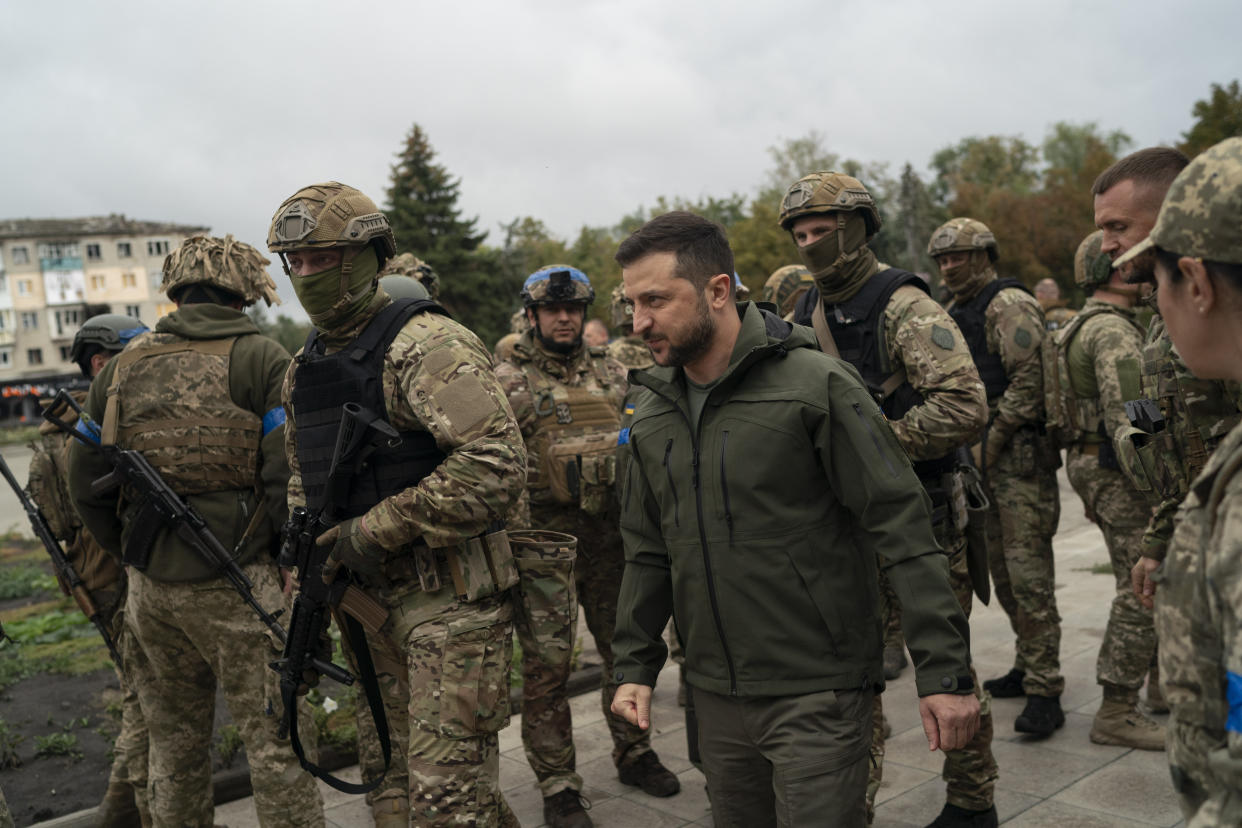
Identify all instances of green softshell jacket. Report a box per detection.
[613,303,973,699]
[69,304,292,582]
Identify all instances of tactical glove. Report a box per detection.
[317,515,386,583]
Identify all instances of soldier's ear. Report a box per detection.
[705,273,733,309]
[1180,257,1215,315]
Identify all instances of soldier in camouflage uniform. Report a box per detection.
[1112,136,1242,824]
[29,314,150,827]
[606,284,655,372]
[781,173,995,828]
[496,265,679,828]
[1045,229,1165,750]
[494,307,530,364]
[928,219,1066,736]
[269,182,527,827]
[1034,278,1077,331]
[68,236,325,828]
[381,250,442,299]
[761,264,814,319]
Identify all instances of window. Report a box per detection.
[19,312,37,331]
[86,243,102,261]
[59,345,72,362]
[147,240,170,256]
[38,242,79,260]
[90,274,106,290]
[0,351,10,367]
[16,280,30,296]
[122,272,136,288]
[117,242,132,258]
[0,275,6,292]
[26,348,42,366]
[54,308,83,336]
[12,247,29,265]
[125,304,141,319]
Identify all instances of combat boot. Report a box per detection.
[97,780,141,828]
[883,645,908,680]
[982,668,1026,698]
[1014,694,1064,736]
[542,789,593,828]
[618,750,681,797]
[371,797,408,828]
[1090,698,1166,750]
[924,802,998,828]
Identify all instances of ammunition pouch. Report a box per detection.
[541,436,618,514]
[1115,425,1167,498]
[379,525,517,602]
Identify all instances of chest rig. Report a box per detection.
[949,278,1030,401]
[292,298,447,519]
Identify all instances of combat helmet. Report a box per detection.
[1114,136,1242,269]
[609,284,634,331]
[521,265,595,307]
[162,235,280,307]
[778,171,882,236]
[378,274,430,302]
[267,182,396,272]
[762,265,813,316]
[381,252,440,299]
[1074,230,1112,289]
[927,218,998,262]
[69,313,147,379]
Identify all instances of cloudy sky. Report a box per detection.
[1,0,1237,309]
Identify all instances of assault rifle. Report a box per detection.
[270,401,396,793]
[41,389,288,645]
[0,452,121,664]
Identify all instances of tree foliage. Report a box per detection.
[1179,80,1242,158]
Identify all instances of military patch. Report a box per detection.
[931,324,956,350]
[1014,327,1033,349]
[555,402,573,424]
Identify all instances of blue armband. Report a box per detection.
[75,418,101,445]
[262,406,287,436]
[1227,671,1242,733]
[617,427,630,446]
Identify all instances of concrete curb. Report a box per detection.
[33,665,603,827]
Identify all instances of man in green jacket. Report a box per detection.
[610,211,980,828]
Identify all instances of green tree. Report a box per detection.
[930,135,1040,208]
[247,305,311,356]
[1179,80,1242,157]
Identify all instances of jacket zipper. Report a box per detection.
[720,430,733,538]
[663,438,679,528]
[853,403,898,476]
[689,420,738,695]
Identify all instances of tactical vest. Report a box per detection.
[797,270,956,483]
[102,333,261,496]
[292,298,447,520]
[1138,318,1242,498]
[949,278,1031,401]
[517,346,623,514]
[1043,304,1144,446]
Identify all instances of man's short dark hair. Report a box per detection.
[1092,147,1189,198]
[614,211,735,295]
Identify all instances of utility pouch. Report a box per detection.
[445,523,516,602]
[414,546,443,593]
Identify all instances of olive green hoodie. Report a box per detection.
[613,302,973,698]
[70,304,291,582]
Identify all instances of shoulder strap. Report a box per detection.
[810,300,840,358]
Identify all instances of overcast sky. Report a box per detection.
[2,0,1237,311]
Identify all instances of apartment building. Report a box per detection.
[0,214,208,422]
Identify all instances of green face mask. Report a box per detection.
[292,246,380,329]
[796,213,875,304]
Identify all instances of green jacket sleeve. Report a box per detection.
[823,369,974,696]
[229,334,292,537]
[67,359,124,556]
[613,435,673,688]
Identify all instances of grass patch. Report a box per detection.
[0,718,24,768]
[0,426,41,447]
[0,605,112,691]
[0,565,58,600]
[34,731,82,760]
[310,685,360,753]
[215,724,245,769]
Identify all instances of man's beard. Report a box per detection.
[536,327,582,355]
[651,294,716,367]
[1118,248,1157,285]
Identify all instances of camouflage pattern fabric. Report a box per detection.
[283,295,527,825]
[1044,305,1077,331]
[1156,421,1242,825]
[496,336,652,792]
[107,604,151,824]
[126,563,324,827]
[607,335,655,372]
[0,786,11,828]
[958,282,1065,697]
[1064,299,1145,440]
[341,628,411,817]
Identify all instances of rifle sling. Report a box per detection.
[285,612,391,795]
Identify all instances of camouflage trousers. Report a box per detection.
[519,507,653,795]
[126,564,324,828]
[868,532,997,816]
[0,785,12,828]
[375,575,518,827]
[986,445,1064,697]
[104,593,151,825]
[1067,446,1157,692]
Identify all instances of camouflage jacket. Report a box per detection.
[949,280,1047,453]
[877,278,987,461]
[283,296,526,551]
[495,332,627,518]
[607,335,654,372]
[1044,306,1077,332]
[28,392,124,604]
[70,304,292,582]
[1155,419,1242,818]
[1136,313,1242,562]
[1063,298,1145,442]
